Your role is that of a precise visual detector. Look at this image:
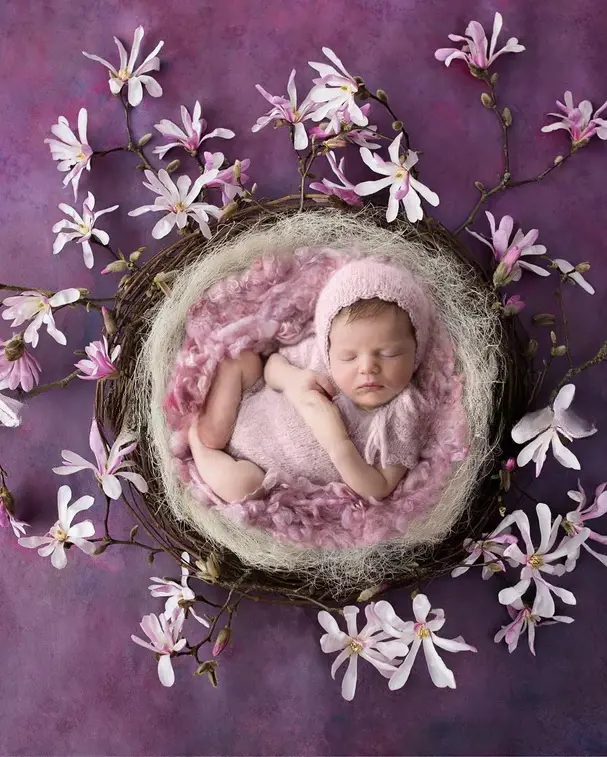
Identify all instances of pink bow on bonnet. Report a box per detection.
[314,256,433,376]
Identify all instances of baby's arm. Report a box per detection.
[263,352,302,392]
[329,439,408,501]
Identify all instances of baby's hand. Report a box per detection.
[285,369,337,403]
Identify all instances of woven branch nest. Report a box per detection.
[95,196,531,605]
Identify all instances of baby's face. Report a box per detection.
[328,307,416,410]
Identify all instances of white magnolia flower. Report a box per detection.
[451,513,518,579]
[0,392,23,428]
[511,384,597,477]
[18,485,96,569]
[2,289,81,348]
[553,258,595,295]
[374,595,477,690]
[308,47,368,127]
[153,100,234,159]
[560,482,607,570]
[53,418,148,500]
[52,192,119,269]
[498,503,590,617]
[131,605,187,687]
[494,595,573,655]
[44,108,93,200]
[317,605,405,701]
[355,134,439,223]
[82,26,164,107]
[149,552,210,627]
[128,168,222,239]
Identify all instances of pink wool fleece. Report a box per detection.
[164,247,469,549]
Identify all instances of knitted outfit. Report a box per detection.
[225,257,432,488]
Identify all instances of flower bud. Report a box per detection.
[250,183,258,195]
[220,201,239,221]
[499,469,511,492]
[391,120,403,132]
[129,525,139,541]
[474,181,485,192]
[356,583,387,602]
[195,661,219,687]
[488,562,503,573]
[498,505,506,517]
[532,313,556,327]
[524,339,538,358]
[147,551,155,564]
[212,627,231,657]
[551,345,567,357]
[153,270,178,297]
[0,486,15,517]
[575,262,591,273]
[102,260,129,274]
[94,542,111,555]
[102,306,117,336]
[481,92,494,109]
[232,160,241,181]
[503,457,517,472]
[138,133,153,147]
[469,64,486,79]
[129,250,142,263]
[490,72,499,84]
[554,155,564,165]
[3,333,25,362]
[166,159,180,173]
[550,330,557,345]
[502,107,512,126]
[492,261,514,287]
[78,288,89,298]
[375,89,388,103]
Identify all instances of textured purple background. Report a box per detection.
[2,1,607,754]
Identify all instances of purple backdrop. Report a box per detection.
[2,0,607,754]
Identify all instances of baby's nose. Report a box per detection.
[358,356,380,373]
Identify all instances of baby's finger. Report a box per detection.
[318,376,336,397]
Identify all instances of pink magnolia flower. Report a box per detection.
[52,192,119,270]
[128,168,221,239]
[149,551,210,627]
[0,392,23,428]
[308,48,368,127]
[498,503,590,617]
[308,103,380,149]
[541,91,607,146]
[44,108,93,200]
[0,338,41,392]
[203,152,251,206]
[153,101,235,159]
[53,418,148,500]
[502,294,525,316]
[82,26,164,107]
[435,12,525,72]
[560,482,607,570]
[494,595,573,655]
[355,133,439,223]
[467,211,550,280]
[374,594,477,690]
[252,69,318,150]
[131,605,187,687]
[310,151,363,207]
[18,485,96,569]
[0,488,29,537]
[451,514,518,579]
[553,258,595,295]
[75,336,120,380]
[317,605,405,701]
[2,288,81,348]
[511,384,597,477]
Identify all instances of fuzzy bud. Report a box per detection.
[498,505,507,517]
[474,181,485,192]
[575,262,591,273]
[554,155,564,165]
[392,120,403,132]
[137,133,153,147]
[220,201,239,221]
[0,486,15,517]
[499,469,511,492]
[93,542,111,556]
[356,584,386,602]
[532,313,556,327]
[129,250,143,263]
[551,345,567,357]
[195,661,218,687]
[212,627,231,657]
[502,107,512,126]
[375,89,388,103]
[102,260,129,274]
[490,72,499,84]
[166,159,180,174]
[102,307,117,336]
[550,330,558,345]
[146,551,155,564]
[492,261,514,287]
[481,92,494,108]
[3,333,25,362]
[232,160,241,181]
[524,339,538,358]
[503,457,517,472]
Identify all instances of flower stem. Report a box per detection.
[121,92,156,173]
[366,91,411,151]
[92,146,129,158]
[555,275,573,370]
[550,340,607,401]
[23,369,80,398]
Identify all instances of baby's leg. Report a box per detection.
[188,423,265,501]
[196,350,263,450]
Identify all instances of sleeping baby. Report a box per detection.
[187,257,432,503]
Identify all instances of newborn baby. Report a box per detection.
[188,257,431,503]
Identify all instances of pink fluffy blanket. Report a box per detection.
[165,247,469,549]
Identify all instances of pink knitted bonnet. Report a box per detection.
[314,256,433,374]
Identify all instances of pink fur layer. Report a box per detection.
[164,247,469,549]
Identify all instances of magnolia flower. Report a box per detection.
[149,552,210,627]
[53,418,148,500]
[0,487,29,537]
[355,134,439,223]
[309,103,380,149]
[203,152,251,206]
[502,294,525,316]
[153,101,234,159]
[317,605,405,701]
[435,12,525,72]
[561,482,607,570]
[0,338,41,392]
[451,515,518,579]
[252,70,318,150]
[2,289,81,348]
[511,384,597,477]
[310,151,363,207]
[467,212,549,280]
[128,168,221,239]
[0,392,23,428]
[44,108,93,200]
[541,91,607,146]
[308,48,368,127]
[82,26,164,107]
[374,595,477,690]
[498,503,590,617]
[131,605,187,687]
[18,485,96,569]
[494,595,573,655]
[52,192,119,270]
[75,336,120,380]
[553,258,595,295]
